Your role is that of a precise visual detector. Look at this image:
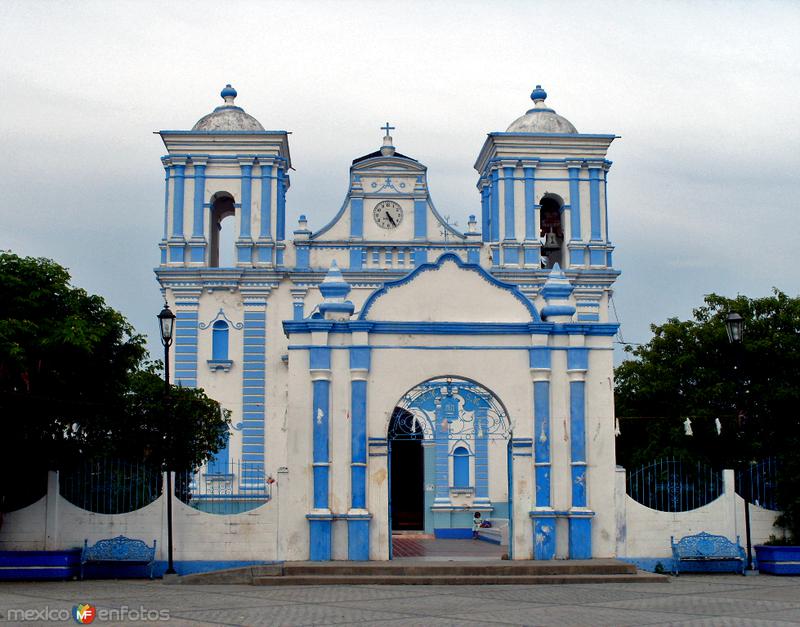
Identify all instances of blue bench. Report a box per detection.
[671,531,745,575]
[81,536,157,580]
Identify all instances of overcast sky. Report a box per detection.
[1,0,798,363]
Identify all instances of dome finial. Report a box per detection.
[530,84,547,104]
[220,84,237,105]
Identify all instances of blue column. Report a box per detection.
[490,169,500,241]
[480,185,490,243]
[276,167,286,241]
[530,345,555,560]
[524,167,536,240]
[503,166,515,240]
[414,199,427,238]
[568,166,581,241]
[567,347,591,559]
[351,198,364,238]
[161,165,170,264]
[241,301,266,492]
[308,347,332,560]
[348,347,371,560]
[589,167,602,241]
[473,405,490,506]
[433,402,450,505]
[192,164,206,238]
[260,164,272,238]
[240,163,253,238]
[171,164,185,238]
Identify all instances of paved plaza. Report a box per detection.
[2,574,800,626]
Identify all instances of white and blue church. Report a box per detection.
[155,84,620,561]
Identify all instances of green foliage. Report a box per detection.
[615,291,800,540]
[0,252,229,511]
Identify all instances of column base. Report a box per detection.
[345,513,372,561]
[306,513,333,561]
[530,511,557,560]
[568,511,594,559]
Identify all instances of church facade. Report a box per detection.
[155,84,620,561]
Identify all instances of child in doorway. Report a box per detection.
[472,512,482,539]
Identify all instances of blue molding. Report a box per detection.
[503,166,515,240]
[199,308,244,330]
[358,252,541,321]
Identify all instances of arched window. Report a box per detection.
[209,193,236,267]
[211,320,229,360]
[453,446,470,488]
[539,194,565,269]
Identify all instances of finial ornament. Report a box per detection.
[530,84,547,103]
[381,122,396,137]
[380,122,396,156]
[220,84,237,105]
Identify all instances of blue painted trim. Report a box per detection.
[349,247,363,270]
[310,347,331,370]
[172,165,185,238]
[414,199,427,238]
[260,165,272,238]
[192,164,206,238]
[529,346,551,370]
[568,166,581,241]
[534,517,556,560]
[296,245,309,270]
[490,169,500,241]
[358,252,541,321]
[503,246,519,265]
[589,248,605,266]
[524,167,535,240]
[351,379,367,508]
[567,347,588,371]
[240,164,252,238]
[569,517,592,559]
[503,166,515,240]
[351,198,363,238]
[480,186,490,243]
[309,519,332,561]
[276,168,286,241]
[312,379,330,509]
[211,320,229,360]
[589,168,602,241]
[474,406,489,500]
[413,248,427,267]
[347,519,370,560]
[284,321,619,337]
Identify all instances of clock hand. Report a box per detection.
[386,212,396,227]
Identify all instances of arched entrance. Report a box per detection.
[387,377,513,559]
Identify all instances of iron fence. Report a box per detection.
[627,457,723,512]
[178,458,272,515]
[60,458,162,514]
[736,457,779,510]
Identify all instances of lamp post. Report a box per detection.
[157,303,177,576]
[726,311,753,573]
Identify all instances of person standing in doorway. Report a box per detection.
[472,512,483,539]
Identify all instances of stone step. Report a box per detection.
[253,572,668,586]
[282,559,637,577]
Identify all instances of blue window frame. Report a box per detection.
[453,446,470,488]
[211,320,229,360]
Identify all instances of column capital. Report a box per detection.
[310,368,331,382]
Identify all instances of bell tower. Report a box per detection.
[157,84,292,268]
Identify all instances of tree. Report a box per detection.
[0,252,228,511]
[615,291,800,539]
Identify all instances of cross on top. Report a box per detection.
[381,122,395,137]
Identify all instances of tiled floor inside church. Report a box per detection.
[391,535,507,560]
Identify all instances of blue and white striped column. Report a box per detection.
[347,346,372,560]
[473,402,490,507]
[237,159,254,264]
[168,157,187,264]
[567,346,592,559]
[522,165,540,266]
[240,297,266,493]
[567,161,585,267]
[308,346,333,560]
[529,345,556,559]
[173,295,199,388]
[189,158,207,263]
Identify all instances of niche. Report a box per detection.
[539,194,564,269]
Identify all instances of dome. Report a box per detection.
[506,85,577,134]
[192,84,264,131]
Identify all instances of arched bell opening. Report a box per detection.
[539,193,565,269]
[209,192,236,267]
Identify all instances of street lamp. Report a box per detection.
[726,311,753,573]
[157,302,177,576]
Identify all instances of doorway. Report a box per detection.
[389,408,424,531]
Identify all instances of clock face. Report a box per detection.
[373,200,403,229]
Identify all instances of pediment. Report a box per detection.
[360,254,539,323]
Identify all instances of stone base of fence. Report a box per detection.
[616,467,780,567]
[0,471,278,564]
